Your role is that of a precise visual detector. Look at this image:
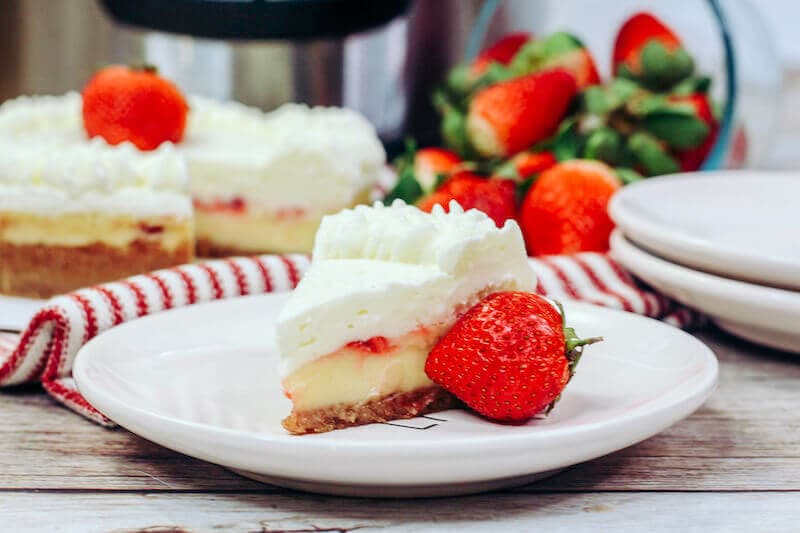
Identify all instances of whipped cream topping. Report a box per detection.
[0,135,190,217]
[183,98,386,214]
[0,92,83,144]
[0,93,385,216]
[276,201,538,377]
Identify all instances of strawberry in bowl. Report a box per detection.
[387,11,727,256]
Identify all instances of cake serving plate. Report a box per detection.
[73,292,717,497]
[611,230,800,354]
[609,172,800,291]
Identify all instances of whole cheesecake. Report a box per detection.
[0,92,385,261]
[0,97,193,298]
[276,200,537,434]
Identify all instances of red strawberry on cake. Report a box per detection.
[83,65,188,151]
[426,292,598,421]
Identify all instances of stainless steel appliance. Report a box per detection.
[0,0,482,150]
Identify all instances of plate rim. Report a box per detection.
[73,294,719,456]
[610,229,800,305]
[608,171,800,289]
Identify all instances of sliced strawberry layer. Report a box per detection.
[138,222,165,235]
[346,336,394,354]
[194,197,247,214]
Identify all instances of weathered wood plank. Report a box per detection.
[1,331,799,492]
[3,491,800,533]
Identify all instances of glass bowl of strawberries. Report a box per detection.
[386,0,781,257]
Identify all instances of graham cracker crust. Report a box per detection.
[282,386,460,435]
[195,238,257,259]
[0,239,193,299]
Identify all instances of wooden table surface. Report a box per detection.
[2,328,799,532]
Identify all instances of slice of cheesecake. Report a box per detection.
[184,100,385,256]
[0,140,193,298]
[276,200,537,434]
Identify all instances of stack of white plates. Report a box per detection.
[609,171,800,354]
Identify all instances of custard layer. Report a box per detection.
[282,330,445,412]
[194,209,321,256]
[193,189,372,256]
[0,212,192,250]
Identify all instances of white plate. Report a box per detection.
[0,295,45,331]
[609,171,800,290]
[73,293,717,498]
[611,230,800,354]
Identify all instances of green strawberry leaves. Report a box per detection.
[618,40,694,91]
[550,118,584,161]
[672,75,712,95]
[510,32,585,76]
[614,167,645,185]
[557,301,602,377]
[544,301,602,414]
[641,107,710,149]
[383,167,423,205]
[628,131,681,175]
[583,127,623,163]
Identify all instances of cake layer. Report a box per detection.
[282,386,459,435]
[0,239,193,298]
[277,201,537,377]
[282,328,447,412]
[0,212,192,249]
[194,210,321,256]
[193,188,372,256]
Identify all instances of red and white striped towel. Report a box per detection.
[0,252,703,426]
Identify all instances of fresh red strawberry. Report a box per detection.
[510,151,558,179]
[467,70,577,157]
[547,47,601,89]
[471,32,533,76]
[511,32,600,89]
[519,160,621,255]
[413,147,462,191]
[669,93,718,171]
[613,12,681,75]
[417,172,517,228]
[82,65,189,150]
[612,13,692,89]
[425,292,599,422]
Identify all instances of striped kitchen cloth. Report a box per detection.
[0,252,703,426]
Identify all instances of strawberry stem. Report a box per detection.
[555,301,602,376]
[130,62,158,74]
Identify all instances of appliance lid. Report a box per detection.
[99,0,412,40]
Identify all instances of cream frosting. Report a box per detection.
[183,97,385,214]
[0,93,385,217]
[276,200,538,377]
[0,138,191,217]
